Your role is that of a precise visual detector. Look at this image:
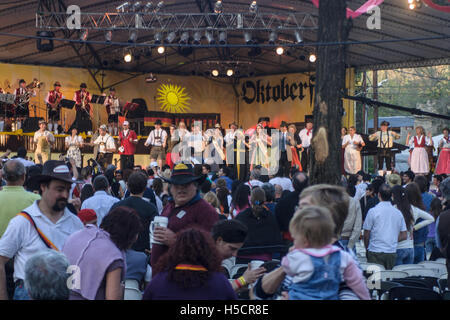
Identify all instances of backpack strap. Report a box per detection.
[17,211,59,251]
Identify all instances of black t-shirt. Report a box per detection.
[110,196,158,252]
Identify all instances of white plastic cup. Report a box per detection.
[149,216,169,246]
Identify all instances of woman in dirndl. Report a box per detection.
[407,126,433,175]
[65,127,84,168]
[436,127,450,175]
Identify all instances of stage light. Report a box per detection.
[124,52,132,63]
[105,30,112,42]
[155,1,164,12]
[154,32,162,44]
[193,31,202,45]
[294,30,303,44]
[80,30,88,41]
[116,2,130,12]
[268,31,277,45]
[212,69,219,77]
[128,30,138,43]
[249,1,258,14]
[214,1,223,13]
[157,46,165,54]
[219,31,227,45]
[179,32,189,44]
[165,32,176,44]
[309,53,316,63]
[227,69,234,77]
[276,47,284,55]
[205,31,215,44]
[36,31,54,52]
[144,2,153,12]
[132,1,142,11]
[244,32,253,44]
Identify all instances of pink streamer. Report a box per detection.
[310,0,385,19]
[421,0,450,13]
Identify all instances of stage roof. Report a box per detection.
[0,0,448,78]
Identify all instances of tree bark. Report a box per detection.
[309,0,351,185]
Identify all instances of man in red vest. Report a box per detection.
[118,121,138,170]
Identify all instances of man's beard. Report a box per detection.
[52,198,68,212]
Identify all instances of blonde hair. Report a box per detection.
[289,205,335,248]
[203,191,220,209]
[415,126,425,136]
[311,127,329,163]
[300,184,349,236]
[288,124,297,132]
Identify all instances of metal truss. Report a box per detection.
[36,12,318,32]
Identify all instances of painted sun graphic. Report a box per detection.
[156,83,191,113]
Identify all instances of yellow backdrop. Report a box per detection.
[0,62,354,131]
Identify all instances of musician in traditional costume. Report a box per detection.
[287,124,302,170]
[406,126,433,175]
[93,124,116,170]
[104,87,121,136]
[70,83,92,133]
[436,127,450,175]
[342,126,365,175]
[118,120,138,170]
[278,121,291,177]
[14,79,35,119]
[298,119,313,173]
[33,120,55,165]
[369,120,401,176]
[65,127,84,168]
[145,119,168,169]
[45,81,64,134]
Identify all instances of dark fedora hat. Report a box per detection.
[32,160,81,184]
[380,120,390,126]
[158,163,206,185]
[155,119,162,125]
[54,81,61,87]
[80,83,87,88]
[280,121,288,128]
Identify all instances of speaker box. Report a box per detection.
[22,117,44,133]
[127,98,147,119]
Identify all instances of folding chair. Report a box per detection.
[404,268,440,278]
[359,263,385,278]
[436,258,447,264]
[418,261,448,277]
[378,281,404,300]
[388,286,442,300]
[367,271,409,299]
[393,264,424,272]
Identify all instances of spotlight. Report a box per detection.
[409,3,416,9]
[268,31,277,45]
[128,30,138,43]
[214,1,223,14]
[294,30,303,44]
[244,32,253,44]
[205,31,215,44]
[212,69,219,77]
[154,32,162,44]
[36,31,54,52]
[219,31,227,45]
[309,53,316,63]
[157,46,165,54]
[124,52,132,63]
[132,1,142,11]
[145,73,157,83]
[155,1,164,12]
[179,32,189,44]
[80,30,88,41]
[249,1,258,14]
[116,2,130,12]
[144,2,153,12]
[193,31,202,45]
[165,32,176,44]
[105,30,112,42]
[227,69,234,77]
[276,47,284,55]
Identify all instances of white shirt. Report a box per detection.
[15,157,35,168]
[0,200,83,281]
[342,134,364,150]
[298,128,313,148]
[369,130,399,148]
[397,205,435,250]
[363,201,407,253]
[245,179,264,189]
[65,135,83,147]
[355,182,368,201]
[93,134,116,153]
[33,130,55,144]
[269,177,294,192]
[80,190,119,226]
[145,129,167,147]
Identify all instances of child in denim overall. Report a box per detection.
[282,206,370,300]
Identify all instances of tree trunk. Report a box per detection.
[309,0,351,185]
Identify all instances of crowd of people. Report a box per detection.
[0,120,449,300]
